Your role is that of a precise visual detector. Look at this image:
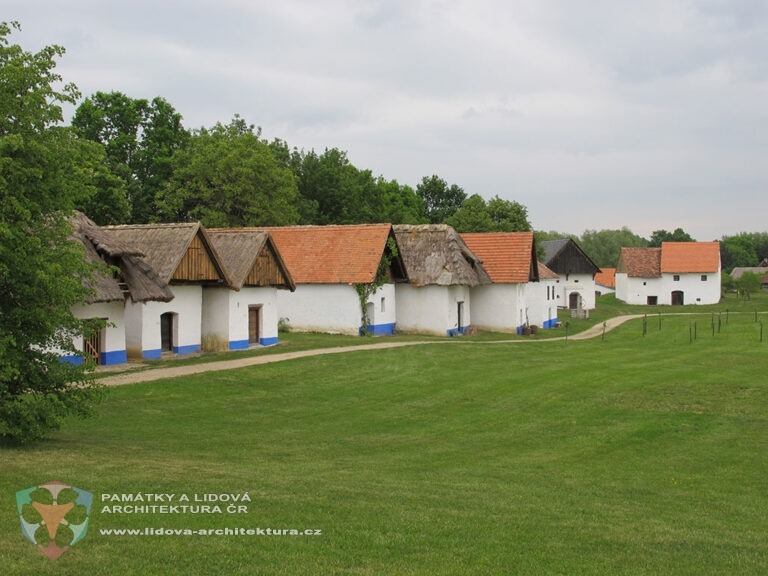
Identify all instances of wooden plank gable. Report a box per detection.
[244,242,293,288]
[172,233,222,282]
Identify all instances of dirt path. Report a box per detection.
[99,314,646,387]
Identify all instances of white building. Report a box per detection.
[615,242,721,305]
[100,223,230,359]
[461,232,558,334]
[264,224,406,336]
[540,239,601,311]
[393,225,490,336]
[204,229,295,349]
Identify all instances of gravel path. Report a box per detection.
[99,314,646,387]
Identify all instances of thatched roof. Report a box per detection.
[206,229,296,291]
[392,224,491,287]
[69,212,173,303]
[99,222,230,286]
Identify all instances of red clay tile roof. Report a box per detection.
[538,261,559,280]
[260,224,393,284]
[460,232,536,283]
[595,267,616,288]
[619,247,661,278]
[661,241,720,273]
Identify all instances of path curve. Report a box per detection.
[99,314,646,387]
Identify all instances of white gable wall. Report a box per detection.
[202,286,280,348]
[471,283,526,333]
[527,280,560,329]
[553,273,597,310]
[396,284,471,336]
[125,285,202,359]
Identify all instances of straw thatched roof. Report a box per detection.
[206,229,296,291]
[69,212,173,303]
[99,222,230,286]
[392,224,491,287]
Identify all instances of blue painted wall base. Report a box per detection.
[360,322,396,336]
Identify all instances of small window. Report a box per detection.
[673,275,680,281]
[380,297,386,312]
[701,275,708,282]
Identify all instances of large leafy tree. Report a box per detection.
[416,175,466,224]
[72,91,188,223]
[156,117,299,227]
[579,227,648,268]
[0,22,104,443]
[447,194,531,233]
[648,227,695,246]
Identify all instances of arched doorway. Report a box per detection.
[568,292,582,310]
[671,290,685,306]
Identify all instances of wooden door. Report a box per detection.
[248,306,260,345]
[671,290,685,306]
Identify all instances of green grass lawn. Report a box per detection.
[2,305,768,574]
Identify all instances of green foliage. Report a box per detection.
[648,227,695,246]
[72,91,189,223]
[416,174,466,224]
[448,194,531,232]
[578,227,648,268]
[0,21,104,443]
[156,116,300,227]
[720,232,768,271]
[735,271,762,300]
[355,238,398,335]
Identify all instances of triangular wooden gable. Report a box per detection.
[172,232,224,283]
[243,240,294,289]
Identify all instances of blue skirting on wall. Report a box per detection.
[173,344,200,355]
[101,350,128,365]
[229,339,250,350]
[446,325,470,337]
[259,336,279,346]
[361,322,396,336]
[142,349,162,360]
[60,355,84,365]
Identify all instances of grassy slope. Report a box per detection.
[2,297,768,574]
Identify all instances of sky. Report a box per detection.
[7,0,768,240]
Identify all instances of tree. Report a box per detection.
[447,194,532,233]
[416,175,466,224]
[156,117,299,227]
[648,228,695,246]
[735,271,762,300]
[578,227,648,268]
[72,91,189,223]
[0,21,104,443]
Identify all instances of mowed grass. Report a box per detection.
[2,311,768,575]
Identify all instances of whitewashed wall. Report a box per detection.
[202,286,280,348]
[553,273,597,310]
[616,272,720,305]
[527,279,560,329]
[396,284,472,336]
[64,301,127,365]
[471,283,526,333]
[125,285,201,359]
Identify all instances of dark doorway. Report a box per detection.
[248,306,261,345]
[671,290,685,306]
[457,301,464,330]
[647,296,658,305]
[160,312,175,351]
[568,292,581,309]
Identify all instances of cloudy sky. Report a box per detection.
[8,0,768,239]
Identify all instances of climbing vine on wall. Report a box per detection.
[354,237,399,335]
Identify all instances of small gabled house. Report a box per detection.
[264,224,407,336]
[99,222,230,358]
[615,241,721,305]
[204,229,295,349]
[66,213,173,365]
[540,239,601,310]
[460,232,542,334]
[393,224,490,336]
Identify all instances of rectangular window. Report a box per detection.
[673,275,680,281]
[701,275,708,281]
[380,297,386,312]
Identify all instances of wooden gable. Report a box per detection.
[172,233,222,283]
[244,242,292,288]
